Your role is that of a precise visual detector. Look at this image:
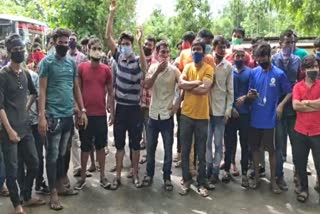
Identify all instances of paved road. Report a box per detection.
[0,130,319,214]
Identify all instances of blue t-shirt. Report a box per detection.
[233,66,251,114]
[39,54,77,118]
[249,65,291,129]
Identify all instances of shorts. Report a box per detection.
[248,127,275,152]
[114,104,142,151]
[79,116,107,152]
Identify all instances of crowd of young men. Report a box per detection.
[0,1,320,213]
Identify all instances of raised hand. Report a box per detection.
[109,0,117,12]
[136,26,143,44]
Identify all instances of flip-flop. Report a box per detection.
[133,177,143,188]
[23,198,46,207]
[49,200,64,211]
[100,178,112,189]
[108,178,121,190]
[58,189,79,196]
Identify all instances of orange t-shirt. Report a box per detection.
[178,48,214,71]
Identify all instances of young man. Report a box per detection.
[272,29,301,191]
[207,36,234,184]
[222,47,250,187]
[178,38,214,197]
[142,40,181,191]
[139,36,156,165]
[292,55,320,202]
[292,30,309,60]
[105,0,147,189]
[74,37,114,190]
[38,28,88,210]
[67,33,87,65]
[0,34,45,214]
[248,42,292,194]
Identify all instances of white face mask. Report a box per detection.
[90,50,102,59]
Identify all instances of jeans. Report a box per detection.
[176,108,182,153]
[180,115,208,186]
[46,117,73,191]
[146,117,174,180]
[0,131,39,207]
[0,143,5,188]
[275,115,296,179]
[224,114,249,175]
[207,116,225,177]
[292,132,320,192]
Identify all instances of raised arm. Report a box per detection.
[137,27,147,73]
[105,0,117,55]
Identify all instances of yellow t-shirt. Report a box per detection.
[181,62,214,120]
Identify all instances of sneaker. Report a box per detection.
[209,175,219,184]
[277,177,288,191]
[221,172,231,183]
[74,179,86,190]
[241,175,249,188]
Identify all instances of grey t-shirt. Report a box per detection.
[0,66,37,137]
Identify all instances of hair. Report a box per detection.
[279,29,294,42]
[314,38,320,48]
[254,41,271,57]
[232,27,245,38]
[80,37,89,45]
[119,32,134,44]
[88,37,102,49]
[301,55,318,69]
[5,33,22,51]
[213,35,227,48]
[182,31,196,43]
[32,42,41,49]
[197,28,214,40]
[52,28,71,42]
[192,37,206,53]
[155,40,169,53]
[33,37,42,46]
[146,36,156,46]
[70,32,78,38]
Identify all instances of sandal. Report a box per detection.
[133,177,143,188]
[109,178,121,190]
[100,178,111,189]
[142,176,153,187]
[49,199,63,211]
[164,180,173,191]
[23,197,46,207]
[297,191,309,203]
[58,189,79,196]
[198,186,209,197]
[179,180,192,196]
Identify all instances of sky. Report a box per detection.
[136,0,229,24]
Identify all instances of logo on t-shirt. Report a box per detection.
[270,78,276,87]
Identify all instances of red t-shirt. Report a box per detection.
[78,62,112,116]
[293,79,320,136]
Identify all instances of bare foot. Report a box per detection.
[14,205,25,214]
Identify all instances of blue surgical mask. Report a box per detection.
[205,45,212,55]
[192,52,204,64]
[234,60,244,68]
[120,45,133,57]
[316,52,320,59]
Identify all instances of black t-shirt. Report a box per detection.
[0,65,37,137]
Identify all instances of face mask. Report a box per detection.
[192,52,204,64]
[31,51,45,64]
[234,60,244,68]
[55,45,69,57]
[316,52,320,59]
[281,46,292,58]
[143,47,152,57]
[90,50,102,60]
[306,70,319,81]
[259,61,270,70]
[215,53,224,62]
[232,37,243,45]
[205,45,212,55]
[120,45,133,57]
[11,51,25,63]
[68,40,77,50]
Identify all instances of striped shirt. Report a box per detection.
[114,51,143,106]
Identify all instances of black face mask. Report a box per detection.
[143,47,152,57]
[259,61,270,70]
[11,51,25,63]
[215,54,224,62]
[306,70,318,81]
[55,45,69,57]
